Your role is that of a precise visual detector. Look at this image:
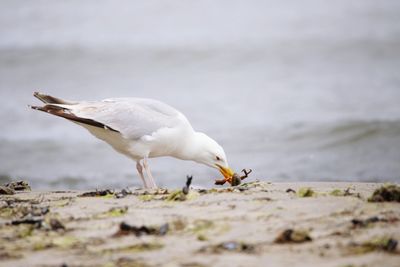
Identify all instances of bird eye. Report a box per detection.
[216,156,221,161]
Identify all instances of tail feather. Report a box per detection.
[30,103,119,132]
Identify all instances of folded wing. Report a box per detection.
[31,93,183,139]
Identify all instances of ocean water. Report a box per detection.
[0,0,399,189]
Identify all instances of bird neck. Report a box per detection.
[173,131,206,162]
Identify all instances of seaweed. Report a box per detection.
[115,188,131,199]
[101,243,164,253]
[4,181,31,191]
[113,222,169,237]
[199,241,256,254]
[368,184,400,202]
[135,188,170,201]
[97,207,128,218]
[351,216,387,228]
[166,176,198,201]
[10,215,44,228]
[297,187,316,197]
[330,188,360,198]
[0,204,49,219]
[330,189,343,196]
[348,237,398,254]
[0,186,15,195]
[138,194,156,201]
[79,189,114,197]
[166,190,187,201]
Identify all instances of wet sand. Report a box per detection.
[0,181,399,267]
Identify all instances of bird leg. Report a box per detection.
[136,161,149,188]
[142,157,157,189]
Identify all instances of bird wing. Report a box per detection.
[53,98,184,140]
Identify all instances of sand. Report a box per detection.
[0,181,399,267]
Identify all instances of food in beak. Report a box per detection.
[215,169,252,186]
[218,165,235,179]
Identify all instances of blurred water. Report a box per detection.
[0,0,399,189]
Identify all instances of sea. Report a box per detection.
[0,0,399,189]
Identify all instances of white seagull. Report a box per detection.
[30,92,234,189]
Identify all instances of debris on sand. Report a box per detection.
[49,218,66,231]
[167,176,198,201]
[182,176,193,195]
[111,258,151,267]
[115,188,131,199]
[97,207,128,218]
[11,215,44,228]
[102,242,164,253]
[4,203,49,226]
[286,188,296,194]
[1,180,31,195]
[166,190,199,201]
[274,229,312,244]
[79,189,114,197]
[0,251,23,260]
[113,222,169,237]
[0,203,49,220]
[199,241,256,254]
[330,188,361,198]
[348,237,398,254]
[0,186,15,195]
[297,187,316,197]
[351,216,388,228]
[4,181,31,191]
[368,184,400,202]
[166,190,187,202]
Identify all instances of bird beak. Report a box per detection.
[216,164,234,179]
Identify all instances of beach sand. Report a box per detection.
[0,181,399,267]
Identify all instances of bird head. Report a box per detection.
[193,132,234,180]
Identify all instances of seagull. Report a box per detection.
[30,92,234,189]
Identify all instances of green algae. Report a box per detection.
[348,236,398,254]
[138,194,155,201]
[330,189,343,196]
[298,187,316,197]
[188,220,214,234]
[166,190,199,202]
[97,207,128,218]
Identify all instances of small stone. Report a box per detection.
[50,218,66,231]
[274,229,312,244]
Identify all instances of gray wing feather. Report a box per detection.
[65,98,182,139]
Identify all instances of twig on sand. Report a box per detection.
[182,175,193,195]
